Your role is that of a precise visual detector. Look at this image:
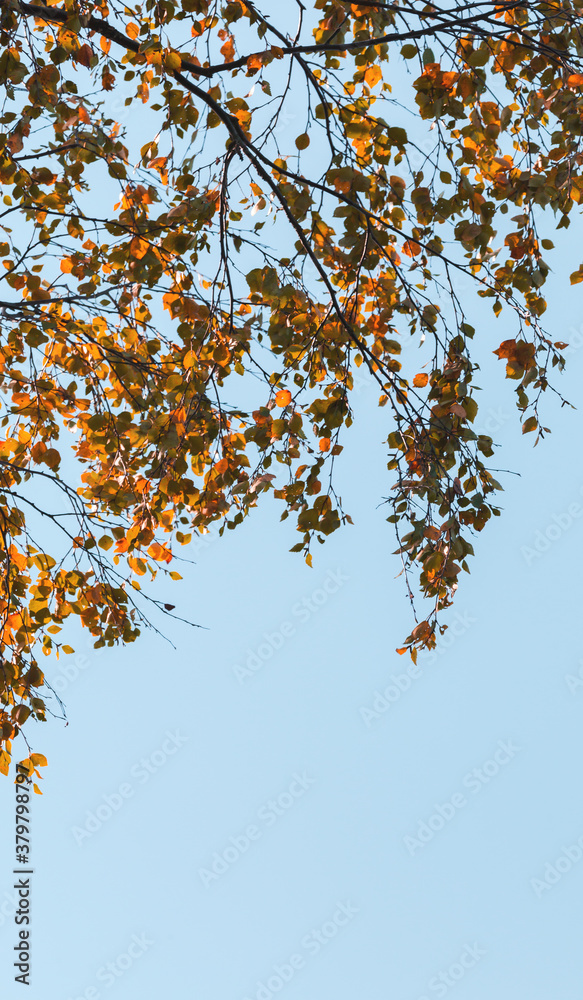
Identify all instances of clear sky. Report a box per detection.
[2,27,583,1000]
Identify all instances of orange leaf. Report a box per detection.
[493,339,516,360]
[402,239,422,257]
[220,35,235,61]
[364,64,382,88]
[247,53,263,72]
[126,22,140,39]
[412,373,428,388]
[130,236,150,260]
[319,437,331,452]
[275,389,292,407]
[441,71,459,90]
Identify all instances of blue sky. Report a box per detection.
[3,20,583,1000]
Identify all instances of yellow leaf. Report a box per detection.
[165,50,182,71]
[364,65,382,88]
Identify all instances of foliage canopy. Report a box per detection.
[0,0,582,770]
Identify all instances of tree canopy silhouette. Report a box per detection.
[0,0,582,771]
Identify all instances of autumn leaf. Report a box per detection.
[249,474,276,493]
[402,239,422,257]
[247,53,263,73]
[165,50,182,71]
[364,65,382,88]
[411,620,431,640]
